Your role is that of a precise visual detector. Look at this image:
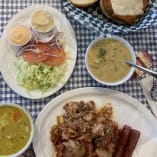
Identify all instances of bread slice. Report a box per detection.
[70,0,98,7]
[134,51,153,78]
[100,0,148,25]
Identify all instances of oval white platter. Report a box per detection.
[33,87,157,157]
[0,4,77,99]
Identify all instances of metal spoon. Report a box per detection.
[125,60,157,101]
[125,60,157,78]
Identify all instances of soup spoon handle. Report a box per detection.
[125,60,157,78]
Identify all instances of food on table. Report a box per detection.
[134,51,153,78]
[9,25,31,46]
[114,125,140,157]
[16,60,66,92]
[16,32,65,66]
[1,5,76,99]
[15,31,67,92]
[100,0,148,25]
[50,100,141,157]
[22,43,65,66]
[31,10,54,32]
[42,46,65,66]
[114,125,131,157]
[50,101,120,157]
[87,38,132,83]
[0,105,31,155]
[70,0,98,7]
[123,127,140,157]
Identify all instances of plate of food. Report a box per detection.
[33,87,157,157]
[0,4,77,99]
[63,0,157,34]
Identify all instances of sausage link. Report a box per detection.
[123,128,140,157]
[114,125,131,157]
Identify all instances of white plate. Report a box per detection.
[33,87,157,157]
[0,4,77,99]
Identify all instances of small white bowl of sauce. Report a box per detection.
[85,36,136,86]
[30,10,55,33]
[8,24,32,47]
[0,103,34,157]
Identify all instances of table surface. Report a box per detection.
[0,0,157,156]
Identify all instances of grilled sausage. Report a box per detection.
[123,128,140,157]
[114,125,131,157]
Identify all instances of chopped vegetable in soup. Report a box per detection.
[87,39,132,82]
[0,106,31,155]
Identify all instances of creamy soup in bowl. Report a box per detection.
[85,36,136,86]
[0,103,34,157]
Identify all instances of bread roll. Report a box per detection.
[70,0,98,7]
[100,0,148,25]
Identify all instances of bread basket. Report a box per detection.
[63,0,157,34]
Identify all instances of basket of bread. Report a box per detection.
[63,0,157,34]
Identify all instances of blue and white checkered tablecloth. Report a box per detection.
[0,0,157,156]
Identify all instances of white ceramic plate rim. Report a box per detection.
[33,87,157,157]
[0,4,77,99]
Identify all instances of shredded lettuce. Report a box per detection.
[15,59,66,92]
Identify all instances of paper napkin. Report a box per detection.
[136,137,157,157]
[139,76,157,117]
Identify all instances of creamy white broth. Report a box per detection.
[87,39,132,83]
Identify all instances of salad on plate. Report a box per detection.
[15,30,67,93]
[0,5,77,99]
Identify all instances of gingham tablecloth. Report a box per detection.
[0,0,157,156]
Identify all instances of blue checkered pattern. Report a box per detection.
[0,0,157,156]
[63,0,157,34]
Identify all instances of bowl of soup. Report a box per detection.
[85,36,136,86]
[0,103,34,157]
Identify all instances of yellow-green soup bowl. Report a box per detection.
[85,36,136,86]
[0,103,34,157]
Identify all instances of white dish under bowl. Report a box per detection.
[85,35,136,86]
[33,87,157,157]
[0,5,77,99]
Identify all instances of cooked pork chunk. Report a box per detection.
[51,101,120,157]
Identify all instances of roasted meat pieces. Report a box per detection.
[50,101,141,157]
[50,101,120,157]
